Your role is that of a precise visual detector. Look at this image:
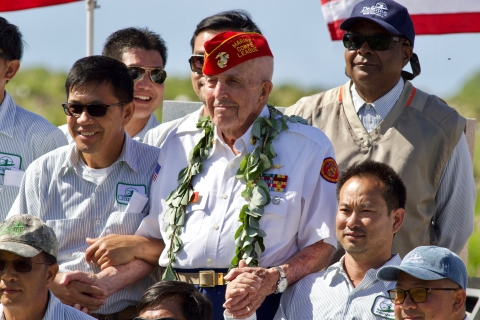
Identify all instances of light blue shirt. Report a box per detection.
[8,134,161,314]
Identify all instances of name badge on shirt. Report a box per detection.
[0,152,22,176]
[371,295,395,319]
[116,183,147,205]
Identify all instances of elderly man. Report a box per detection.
[0,214,94,319]
[60,27,167,144]
[143,10,261,147]
[377,246,468,320]
[265,161,405,319]
[0,18,67,218]
[286,0,475,258]
[9,56,162,319]
[88,31,338,320]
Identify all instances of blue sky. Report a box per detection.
[3,0,480,98]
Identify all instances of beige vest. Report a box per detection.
[286,81,466,257]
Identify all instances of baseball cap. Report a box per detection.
[340,0,415,47]
[203,31,273,76]
[0,214,58,259]
[377,246,467,290]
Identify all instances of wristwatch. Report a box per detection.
[273,266,288,294]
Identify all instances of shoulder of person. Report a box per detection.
[282,118,333,149]
[285,84,344,117]
[144,111,197,147]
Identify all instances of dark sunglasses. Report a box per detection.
[62,101,127,118]
[388,287,459,305]
[0,258,51,273]
[343,34,409,51]
[128,66,167,84]
[0,52,10,60]
[189,54,204,74]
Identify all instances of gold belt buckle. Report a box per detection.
[199,270,216,287]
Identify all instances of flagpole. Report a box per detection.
[86,0,97,56]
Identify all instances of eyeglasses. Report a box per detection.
[388,287,460,305]
[62,102,127,118]
[189,54,204,74]
[0,258,51,273]
[127,66,167,84]
[342,34,409,51]
[0,52,10,60]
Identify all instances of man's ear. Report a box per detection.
[258,80,273,105]
[452,288,467,314]
[46,263,59,287]
[122,101,135,127]
[402,46,413,68]
[4,60,20,81]
[392,208,405,234]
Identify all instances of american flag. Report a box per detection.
[0,0,80,12]
[153,163,161,182]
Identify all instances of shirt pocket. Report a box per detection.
[261,192,289,247]
[181,190,209,243]
[101,211,148,236]
[45,218,88,258]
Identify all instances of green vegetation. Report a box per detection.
[6,67,480,275]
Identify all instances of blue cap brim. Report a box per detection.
[377,265,448,282]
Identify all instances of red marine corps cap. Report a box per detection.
[202,31,273,76]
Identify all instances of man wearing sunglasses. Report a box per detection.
[286,0,475,259]
[9,56,163,320]
[275,161,405,319]
[0,18,67,219]
[377,246,468,320]
[143,10,261,147]
[0,214,94,319]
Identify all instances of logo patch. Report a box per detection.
[216,52,229,68]
[116,183,147,205]
[407,252,423,263]
[371,295,395,319]
[0,152,22,176]
[320,157,339,183]
[361,2,388,17]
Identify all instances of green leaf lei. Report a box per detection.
[162,106,306,280]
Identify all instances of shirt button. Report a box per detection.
[207,258,212,264]
[221,194,228,199]
[229,163,235,169]
[95,220,101,225]
[213,224,219,230]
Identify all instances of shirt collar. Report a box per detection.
[43,291,63,319]
[351,78,404,119]
[61,133,138,174]
[176,106,204,134]
[133,113,160,142]
[0,91,17,138]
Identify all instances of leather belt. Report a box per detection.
[92,305,138,320]
[176,270,226,287]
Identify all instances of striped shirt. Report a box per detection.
[277,254,401,320]
[8,134,161,314]
[0,91,67,219]
[0,291,95,319]
[59,113,160,144]
[351,80,475,253]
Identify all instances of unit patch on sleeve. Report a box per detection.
[260,173,288,192]
[116,183,147,205]
[152,163,161,181]
[320,157,339,183]
[0,152,22,176]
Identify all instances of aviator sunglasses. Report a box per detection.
[62,101,127,118]
[342,34,409,51]
[128,66,167,85]
[388,287,460,305]
[0,258,51,273]
[189,54,204,74]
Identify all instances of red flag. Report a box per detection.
[321,0,480,41]
[0,0,79,12]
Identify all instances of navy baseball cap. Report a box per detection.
[377,246,467,290]
[340,0,415,47]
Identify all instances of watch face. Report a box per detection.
[277,277,288,293]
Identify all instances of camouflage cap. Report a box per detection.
[0,215,58,258]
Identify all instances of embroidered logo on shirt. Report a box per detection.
[260,173,288,192]
[320,157,339,183]
[153,163,161,181]
[371,296,395,319]
[116,183,147,205]
[0,152,22,176]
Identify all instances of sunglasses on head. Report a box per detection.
[388,287,460,305]
[0,258,51,273]
[62,101,127,118]
[189,54,204,74]
[128,66,167,84]
[342,34,409,51]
